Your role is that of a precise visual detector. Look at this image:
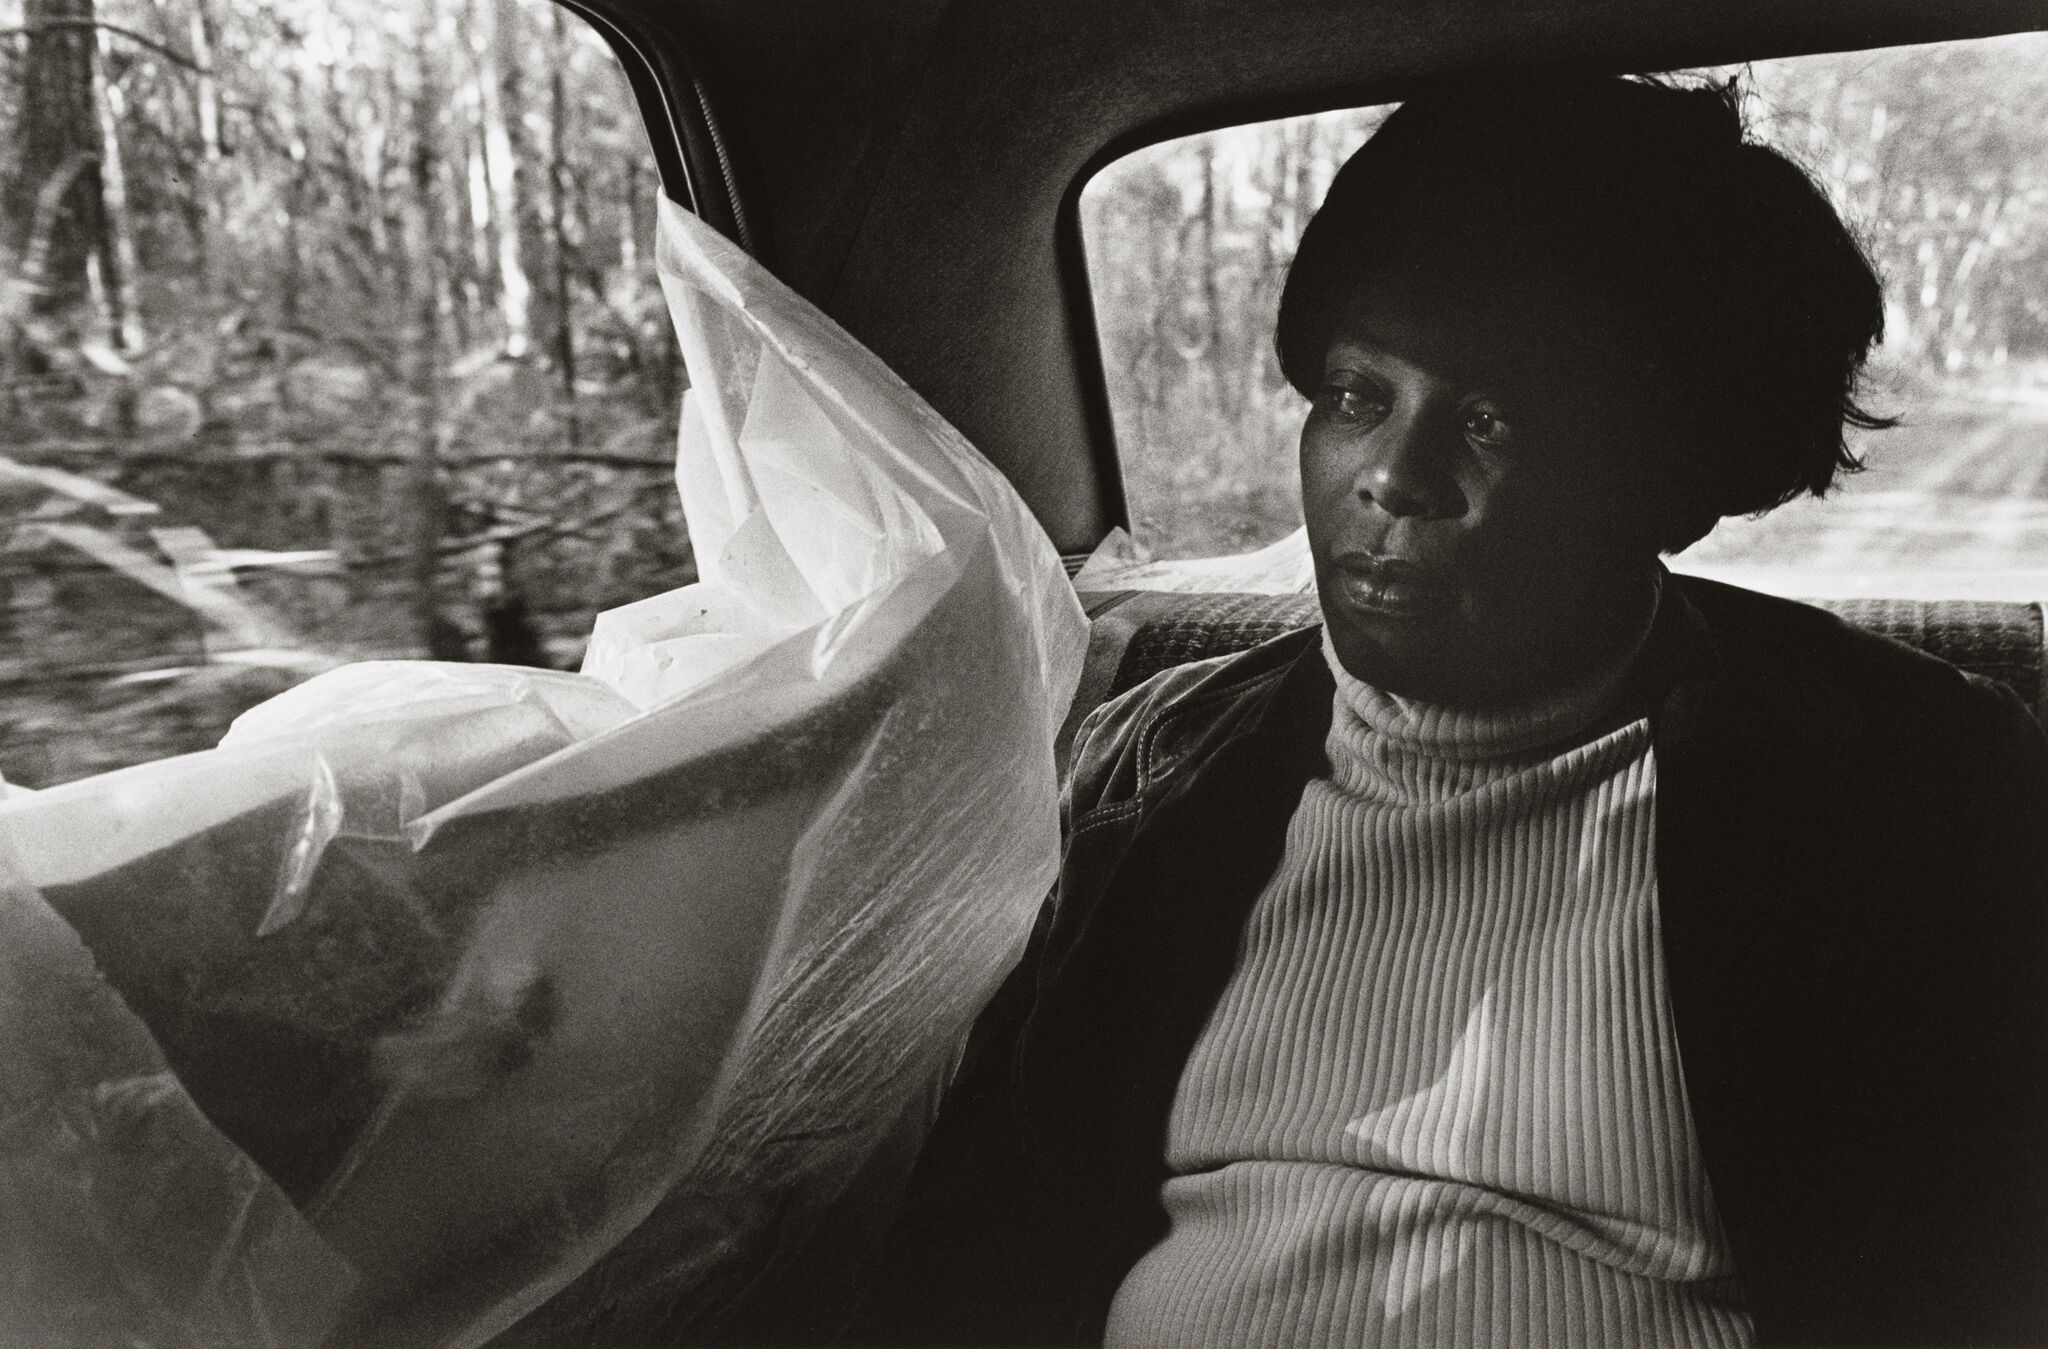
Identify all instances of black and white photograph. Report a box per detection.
[1,2,2044,1346]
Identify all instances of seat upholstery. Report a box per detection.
[1820,597,2044,715]
[1075,590,2047,724]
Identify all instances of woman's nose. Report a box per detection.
[1357,413,1462,520]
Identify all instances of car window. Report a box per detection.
[1,0,680,789]
[1080,32,2048,600]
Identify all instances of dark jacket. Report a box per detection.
[853,576,2048,1348]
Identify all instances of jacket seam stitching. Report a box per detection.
[1069,798,1141,836]
[1137,667,1291,792]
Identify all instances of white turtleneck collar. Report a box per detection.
[1319,600,1657,804]
[1321,629,1640,759]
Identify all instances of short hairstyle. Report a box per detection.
[1275,74,1891,550]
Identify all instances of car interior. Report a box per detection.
[2,1,2041,1341]
[563,0,2047,739]
[480,2,2046,1335]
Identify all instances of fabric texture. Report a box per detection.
[1107,592,1322,694]
[1100,639,1751,1349]
[1091,590,2046,721]
[848,575,2048,1349]
[1822,596,2044,714]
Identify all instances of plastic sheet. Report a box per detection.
[0,196,1088,1347]
[1072,524,1317,594]
[0,838,356,1349]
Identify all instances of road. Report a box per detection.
[1674,387,2048,600]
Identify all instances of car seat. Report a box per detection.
[1066,591,2048,743]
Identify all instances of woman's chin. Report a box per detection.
[1321,614,1473,705]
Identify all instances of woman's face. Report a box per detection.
[1301,262,1679,706]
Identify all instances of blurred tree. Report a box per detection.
[0,0,689,787]
[89,21,140,350]
[473,0,533,358]
[546,3,577,425]
[15,0,105,329]
[404,3,452,656]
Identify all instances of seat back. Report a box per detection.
[1071,589,2048,726]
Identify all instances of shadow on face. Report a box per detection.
[1301,256,1682,707]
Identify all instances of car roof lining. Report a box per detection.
[575,0,2048,554]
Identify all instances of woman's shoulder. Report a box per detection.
[1063,624,1323,826]
[1668,573,2046,769]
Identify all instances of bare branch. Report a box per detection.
[0,19,209,75]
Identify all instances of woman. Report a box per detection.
[851,75,2048,1348]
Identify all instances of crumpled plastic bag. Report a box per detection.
[0,195,1088,1348]
[0,836,356,1349]
[1072,524,1316,594]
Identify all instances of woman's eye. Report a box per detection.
[1462,405,1514,447]
[1314,382,1388,423]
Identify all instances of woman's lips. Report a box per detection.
[1326,553,1455,619]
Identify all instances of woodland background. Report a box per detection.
[3,5,2045,786]
[1085,37,2048,564]
[2,0,682,784]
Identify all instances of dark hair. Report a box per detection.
[1275,74,1891,550]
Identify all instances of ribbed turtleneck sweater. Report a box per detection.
[1102,635,1753,1349]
